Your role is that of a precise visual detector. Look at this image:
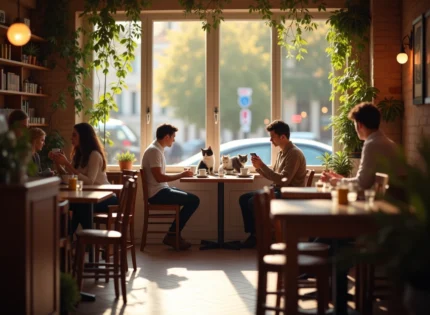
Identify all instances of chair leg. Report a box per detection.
[175,210,180,251]
[105,244,110,283]
[140,214,149,252]
[130,222,137,271]
[120,242,128,303]
[113,244,120,299]
[316,267,329,315]
[76,240,86,291]
[95,223,100,281]
[256,264,268,315]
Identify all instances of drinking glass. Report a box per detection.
[347,182,358,202]
[76,180,83,191]
[365,189,376,206]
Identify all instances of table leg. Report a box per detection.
[200,182,240,250]
[285,226,299,314]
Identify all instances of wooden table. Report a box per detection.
[270,199,398,315]
[60,184,123,197]
[280,187,331,199]
[180,174,255,250]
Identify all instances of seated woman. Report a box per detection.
[29,127,55,177]
[50,122,118,233]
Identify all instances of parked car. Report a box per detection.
[96,119,140,164]
[176,138,332,166]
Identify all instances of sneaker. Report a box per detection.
[163,235,191,250]
[241,234,257,249]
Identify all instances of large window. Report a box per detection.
[92,15,333,167]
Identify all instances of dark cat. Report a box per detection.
[197,146,215,174]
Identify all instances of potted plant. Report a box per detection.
[317,151,353,177]
[343,136,430,314]
[60,272,80,315]
[23,43,39,65]
[116,151,136,171]
[376,97,404,122]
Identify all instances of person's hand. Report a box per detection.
[52,153,69,166]
[320,170,332,182]
[181,170,194,178]
[251,155,263,169]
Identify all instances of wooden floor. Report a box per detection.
[76,245,389,315]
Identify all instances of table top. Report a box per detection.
[280,187,331,199]
[180,174,255,183]
[59,190,114,203]
[271,199,399,218]
[60,184,123,192]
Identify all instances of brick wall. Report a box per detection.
[401,0,430,163]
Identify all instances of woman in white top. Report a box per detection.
[51,122,118,233]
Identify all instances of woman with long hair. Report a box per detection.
[51,122,118,233]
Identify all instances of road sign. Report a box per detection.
[237,87,253,108]
[291,114,302,124]
[240,108,252,130]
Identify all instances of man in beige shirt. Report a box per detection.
[239,120,307,248]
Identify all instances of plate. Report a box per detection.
[237,174,252,178]
[196,175,209,178]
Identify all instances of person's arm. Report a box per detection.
[151,167,192,182]
[342,142,375,189]
[259,151,302,186]
[74,152,104,184]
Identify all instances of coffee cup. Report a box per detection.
[198,169,207,176]
[240,167,249,176]
[218,169,225,178]
[190,166,197,174]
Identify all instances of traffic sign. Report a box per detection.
[240,108,252,126]
[237,87,253,108]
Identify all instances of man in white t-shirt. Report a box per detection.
[141,124,199,250]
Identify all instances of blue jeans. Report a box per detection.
[70,195,119,234]
[239,188,281,234]
[148,187,200,233]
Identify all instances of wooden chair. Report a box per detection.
[306,169,316,187]
[139,168,180,251]
[59,200,72,273]
[73,178,137,303]
[255,187,329,315]
[94,170,139,279]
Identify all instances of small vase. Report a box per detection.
[119,161,132,171]
[403,283,430,315]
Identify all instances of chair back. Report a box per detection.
[115,178,137,237]
[139,168,150,209]
[122,170,139,216]
[254,187,274,258]
[374,172,389,198]
[306,169,315,187]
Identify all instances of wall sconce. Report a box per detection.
[7,0,31,46]
[396,31,413,64]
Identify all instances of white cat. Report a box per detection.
[218,155,233,173]
[218,154,248,173]
[197,146,215,174]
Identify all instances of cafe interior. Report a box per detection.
[1,0,430,314]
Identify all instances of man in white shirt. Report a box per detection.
[141,124,199,250]
[321,102,399,190]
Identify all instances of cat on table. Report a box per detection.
[218,154,248,173]
[197,146,215,175]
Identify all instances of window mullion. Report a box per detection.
[141,15,153,153]
[271,16,282,166]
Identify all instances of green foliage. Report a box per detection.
[60,272,80,313]
[376,97,404,122]
[116,150,137,162]
[23,42,40,56]
[317,151,353,177]
[179,0,231,32]
[326,1,376,154]
[249,0,326,60]
[345,137,430,290]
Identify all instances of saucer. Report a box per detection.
[196,175,209,178]
[237,174,252,178]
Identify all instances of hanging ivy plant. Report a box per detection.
[179,0,232,31]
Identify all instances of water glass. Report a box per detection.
[347,182,358,202]
[76,180,83,191]
[365,189,376,206]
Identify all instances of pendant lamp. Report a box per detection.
[7,0,31,46]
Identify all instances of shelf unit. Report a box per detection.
[0,24,50,127]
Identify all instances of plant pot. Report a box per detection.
[118,160,132,171]
[403,283,430,315]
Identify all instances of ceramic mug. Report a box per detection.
[240,167,249,176]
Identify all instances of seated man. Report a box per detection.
[321,102,400,190]
[141,123,200,250]
[239,120,307,248]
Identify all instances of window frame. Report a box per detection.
[101,11,334,172]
